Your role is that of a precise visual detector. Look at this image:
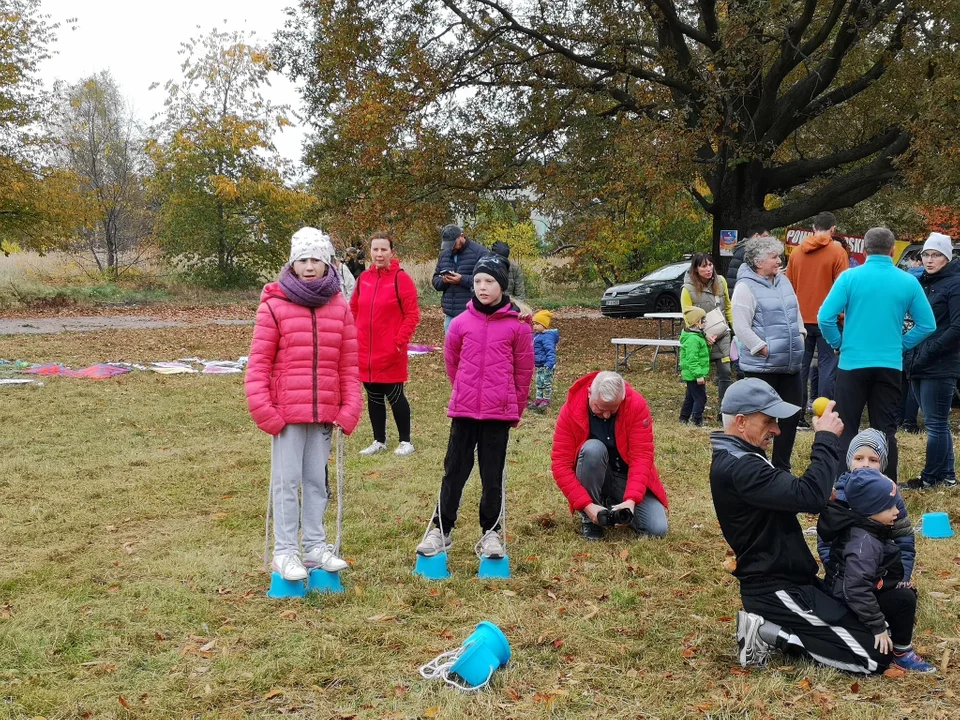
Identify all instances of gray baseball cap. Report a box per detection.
[440,224,463,251]
[720,378,800,419]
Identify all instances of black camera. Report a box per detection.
[595,506,634,527]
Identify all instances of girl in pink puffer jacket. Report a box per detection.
[245,227,362,582]
[415,254,534,560]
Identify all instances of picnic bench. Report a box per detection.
[611,312,684,372]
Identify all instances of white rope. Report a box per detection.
[474,459,508,559]
[420,482,446,546]
[332,426,345,556]
[418,646,493,692]
[263,472,273,573]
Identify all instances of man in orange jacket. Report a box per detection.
[784,212,848,416]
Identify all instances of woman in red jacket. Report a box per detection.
[350,232,421,456]
[245,227,363,581]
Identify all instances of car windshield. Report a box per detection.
[641,263,687,282]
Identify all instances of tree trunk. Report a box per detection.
[710,162,767,273]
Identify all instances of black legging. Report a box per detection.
[364,382,411,443]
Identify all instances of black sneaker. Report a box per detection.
[796,416,811,431]
[904,476,938,491]
[944,477,958,488]
[579,512,604,541]
[899,424,923,434]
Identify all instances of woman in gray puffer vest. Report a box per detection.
[681,253,734,408]
[731,236,806,472]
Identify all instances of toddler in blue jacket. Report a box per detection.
[529,310,559,409]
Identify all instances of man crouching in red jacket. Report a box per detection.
[551,371,669,540]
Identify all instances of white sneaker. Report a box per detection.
[479,530,505,559]
[271,553,308,581]
[359,441,387,456]
[395,441,415,456]
[736,611,773,667]
[416,528,452,557]
[303,544,349,572]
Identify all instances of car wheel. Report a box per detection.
[655,293,679,313]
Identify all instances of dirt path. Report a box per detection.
[0,316,253,335]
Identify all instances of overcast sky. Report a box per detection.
[37,1,309,167]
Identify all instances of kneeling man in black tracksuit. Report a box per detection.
[710,378,890,673]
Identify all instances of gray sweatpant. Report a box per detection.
[271,423,333,555]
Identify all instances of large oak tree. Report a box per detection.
[278,1,955,259]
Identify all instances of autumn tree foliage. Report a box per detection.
[150,28,314,286]
[0,0,67,254]
[277,1,955,262]
[50,72,153,276]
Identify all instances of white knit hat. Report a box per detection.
[922,231,953,260]
[289,227,335,265]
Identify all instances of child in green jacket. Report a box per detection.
[680,307,712,426]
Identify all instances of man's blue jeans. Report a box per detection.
[801,324,838,410]
[911,377,957,483]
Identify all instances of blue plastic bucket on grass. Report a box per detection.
[307,568,344,594]
[462,621,511,664]
[477,555,511,579]
[921,512,954,539]
[414,552,451,580]
[266,572,306,599]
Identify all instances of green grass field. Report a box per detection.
[1,309,958,719]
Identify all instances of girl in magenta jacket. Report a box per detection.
[415,254,534,560]
[245,227,362,582]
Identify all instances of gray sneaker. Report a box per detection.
[479,530,505,559]
[416,528,452,557]
[736,611,773,667]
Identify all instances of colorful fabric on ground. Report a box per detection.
[22,363,130,379]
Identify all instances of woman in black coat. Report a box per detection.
[905,233,960,490]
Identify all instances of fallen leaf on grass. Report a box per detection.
[212,512,228,520]
[439,628,454,640]
[552,639,564,649]
[504,687,521,702]
[122,542,136,555]
[681,647,698,659]
[716,615,733,622]
[795,678,812,691]
[264,688,284,700]
[154,632,165,641]
[546,590,557,600]
[729,667,750,676]
[278,610,298,620]
[393,684,408,698]
[421,707,440,718]
[502,590,517,597]
[582,604,600,621]
[695,702,712,712]
[365,613,397,622]
[118,695,130,709]
[199,640,216,652]
[618,549,629,561]
[0,602,13,618]
[883,666,907,678]
[849,681,860,694]
[941,648,951,671]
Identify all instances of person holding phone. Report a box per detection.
[432,224,486,333]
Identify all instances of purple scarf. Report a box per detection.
[279,264,341,307]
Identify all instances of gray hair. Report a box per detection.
[722,413,737,431]
[744,237,784,270]
[589,371,626,403]
[863,227,896,255]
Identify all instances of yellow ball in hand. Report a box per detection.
[812,397,830,417]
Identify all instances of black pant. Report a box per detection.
[433,418,510,533]
[363,382,411,443]
[680,381,707,424]
[876,587,917,648]
[743,372,802,472]
[834,367,901,481]
[742,583,889,674]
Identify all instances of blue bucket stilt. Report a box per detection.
[477,555,511,579]
[463,621,512,664]
[921,512,954,538]
[307,568,344,594]
[266,572,306,599]
[414,552,451,580]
